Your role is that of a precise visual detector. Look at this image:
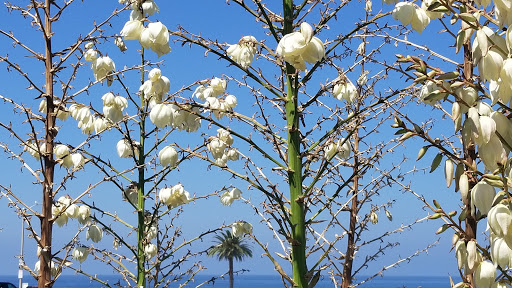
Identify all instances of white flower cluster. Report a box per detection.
[119,1,171,57]
[220,188,242,206]
[391,2,430,34]
[149,103,201,132]
[52,196,90,227]
[54,144,85,169]
[69,103,109,135]
[227,36,258,69]
[117,139,140,158]
[324,139,351,160]
[83,43,116,85]
[193,78,237,119]
[140,68,170,107]
[158,184,191,208]
[207,128,239,166]
[276,22,325,71]
[102,92,128,122]
[232,221,252,237]
[38,99,69,121]
[332,77,358,103]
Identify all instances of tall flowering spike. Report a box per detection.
[474,261,496,288]
[471,181,496,216]
[86,224,103,243]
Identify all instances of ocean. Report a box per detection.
[0,275,451,287]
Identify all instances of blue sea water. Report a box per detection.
[0,275,451,287]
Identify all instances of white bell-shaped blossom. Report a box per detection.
[491,236,511,269]
[158,145,178,167]
[488,204,512,237]
[491,111,512,148]
[208,138,227,160]
[227,36,258,68]
[65,203,79,218]
[474,261,496,288]
[84,49,98,62]
[144,243,157,258]
[333,79,358,103]
[139,22,171,57]
[132,0,159,16]
[479,50,505,82]
[54,144,73,168]
[224,94,237,109]
[86,224,103,243]
[232,221,252,237]
[117,139,139,158]
[146,225,158,240]
[220,188,242,206]
[77,205,90,225]
[94,118,108,134]
[471,181,496,215]
[324,142,337,159]
[226,148,239,161]
[467,239,478,271]
[120,20,143,41]
[337,139,352,159]
[34,261,58,277]
[150,104,173,128]
[72,246,89,263]
[39,99,69,121]
[91,56,115,83]
[102,93,127,122]
[159,184,191,208]
[52,204,69,227]
[210,78,227,96]
[455,240,467,270]
[444,159,454,188]
[392,2,415,26]
[410,7,430,34]
[217,128,234,145]
[479,134,507,172]
[71,153,85,169]
[276,22,325,71]
[418,80,449,105]
[25,141,45,159]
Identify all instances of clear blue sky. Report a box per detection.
[0,0,463,284]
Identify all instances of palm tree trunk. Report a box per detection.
[229,256,234,288]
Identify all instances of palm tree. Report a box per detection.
[208,230,253,288]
